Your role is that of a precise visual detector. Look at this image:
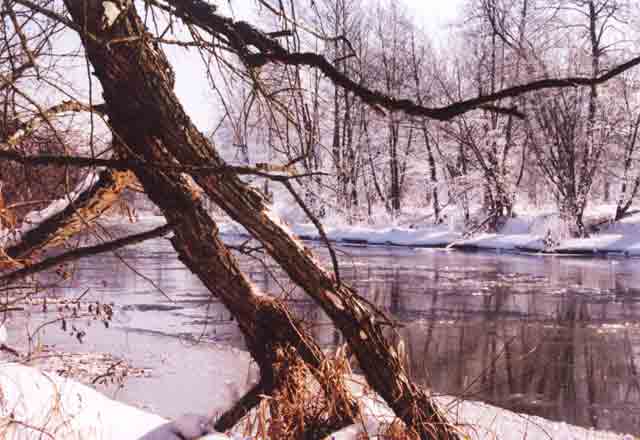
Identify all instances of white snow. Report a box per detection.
[102,2,122,28]
[293,223,460,247]
[0,362,166,440]
[109,201,640,258]
[0,363,239,440]
[0,362,633,440]
[202,209,640,258]
[217,205,640,257]
[324,376,631,440]
[452,232,545,251]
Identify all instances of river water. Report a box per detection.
[6,224,640,434]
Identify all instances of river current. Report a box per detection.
[6,223,640,434]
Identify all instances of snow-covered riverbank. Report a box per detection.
[0,363,634,440]
[9,184,640,258]
[199,206,640,257]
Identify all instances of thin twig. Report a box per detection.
[0,150,328,181]
[282,180,341,285]
[0,224,174,286]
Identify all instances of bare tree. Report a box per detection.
[613,72,640,220]
[525,0,629,236]
[4,0,640,438]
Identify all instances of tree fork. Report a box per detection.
[129,160,358,429]
[61,1,458,438]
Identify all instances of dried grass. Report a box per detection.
[229,344,467,440]
[232,344,358,439]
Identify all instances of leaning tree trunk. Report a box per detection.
[123,156,357,431]
[61,2,460,438]
[4,151,358,432]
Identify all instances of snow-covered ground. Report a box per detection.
[195,205,640,257]
[188,206,640,257]
[0,362,165,440]
[0,363,633,440]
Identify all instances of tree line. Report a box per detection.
[217,0,640,238]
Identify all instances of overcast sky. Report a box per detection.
[169,0,464,132]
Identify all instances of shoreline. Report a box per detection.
[223,226,640,259]
[89,206,640,259]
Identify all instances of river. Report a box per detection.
[5,224,640,434]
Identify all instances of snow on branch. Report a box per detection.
[0,223,173,286]
[154,0,640,121]
[0,100,107,149]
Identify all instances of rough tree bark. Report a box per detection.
[60,1,460,438]
[3,154,357,432]
[125,160,357,433]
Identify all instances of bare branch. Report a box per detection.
[1,100,107,147]
[0,150,330,181]
[158,0,640,120]
[282,180,341,284]
[0,223,174,286]
[5,169,136,260]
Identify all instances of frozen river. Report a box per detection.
[7,225,640,435]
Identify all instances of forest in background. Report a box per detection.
[2,1,640,439]
[212,0,640,239]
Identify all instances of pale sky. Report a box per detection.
[169,0,465,132]
[43,1,464,136]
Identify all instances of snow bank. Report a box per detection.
[0,363,246,440]
[115,205,640,259]
[0,362,167,440]
[0,364,632,440]
[291,223,460,247]
[451,232,544,252]
[216,220,461,248]
[553,234,636,255]
[325,377,632,440]
[552,212,640,256]
[444,397,632,440]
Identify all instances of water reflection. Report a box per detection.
[13,237,640,433]
[248,248,640,434]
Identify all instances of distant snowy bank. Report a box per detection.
[8,178,640,258]
[184,204,640,257]
[0,363,632,440]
